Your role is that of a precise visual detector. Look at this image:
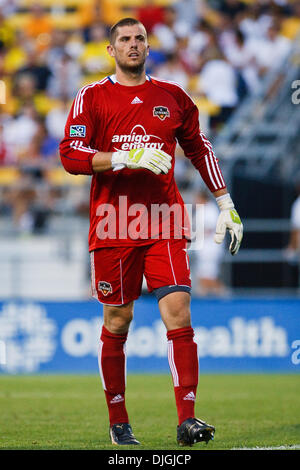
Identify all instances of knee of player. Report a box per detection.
[172,307,191,326]
[164,293,190,315]
[110,317,132,334]
[104,303,133,334]
[159,292,191,329]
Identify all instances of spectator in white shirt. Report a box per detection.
[3,102,39,161]
[153,5,190,54]
[153,51,190,89]
[197,47,239,127]
[238,4,273,40]
[244,22,291,76]
[187,19,211,58]
[47,52,81,100]
[45,97,69,141]
[223,29,260,94]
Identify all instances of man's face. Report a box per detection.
[107,24,149,74]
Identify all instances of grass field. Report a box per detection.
[0,374,299,450]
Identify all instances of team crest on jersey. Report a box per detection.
[153,106,170,121]
[70,125,86,137]
[98,281,112,296]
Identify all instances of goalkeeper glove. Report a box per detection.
[111,148,172,175]
[214,193,243,256]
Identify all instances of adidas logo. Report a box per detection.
[110,394,124,404]
[131,96,143,104]
[183,391,196,401]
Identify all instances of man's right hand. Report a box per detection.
[111,148,172,175]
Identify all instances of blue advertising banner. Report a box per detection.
[0,297,299,374]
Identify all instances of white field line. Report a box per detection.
[231,445,300,450]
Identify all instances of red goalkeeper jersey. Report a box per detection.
[59,75,226,251]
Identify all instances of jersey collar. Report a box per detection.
[108,74,151,84]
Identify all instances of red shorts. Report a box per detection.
[90,238,191,305]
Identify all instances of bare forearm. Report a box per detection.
[288,229,300,250]
[92,151,113,172]
[213,188,228,198]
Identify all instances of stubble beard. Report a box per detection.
[116,55,146,77]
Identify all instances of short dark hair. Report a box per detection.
[109,17,145,44]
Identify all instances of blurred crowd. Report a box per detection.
[0,0,299,236]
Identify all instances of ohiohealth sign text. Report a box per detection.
[0,298,299,373]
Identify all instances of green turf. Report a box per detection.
[0,374,299,450]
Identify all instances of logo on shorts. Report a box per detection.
[70,125,86,137]
[153,106,170,121]
[98,281,112,296]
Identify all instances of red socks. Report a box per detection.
[167,327,199,425]
[99,325,199,427]
[98,325,129,426]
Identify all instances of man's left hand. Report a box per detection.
[214,194,243,256]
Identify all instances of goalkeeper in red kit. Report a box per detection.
[59,18,243,446]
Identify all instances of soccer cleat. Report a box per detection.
[109,423,140,445]
[177,418,215,446]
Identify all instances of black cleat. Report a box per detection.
[177,418,215,446]
[109,423,140,445]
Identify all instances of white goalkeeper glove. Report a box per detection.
[111,148,172,175]
[214,193,243,256]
